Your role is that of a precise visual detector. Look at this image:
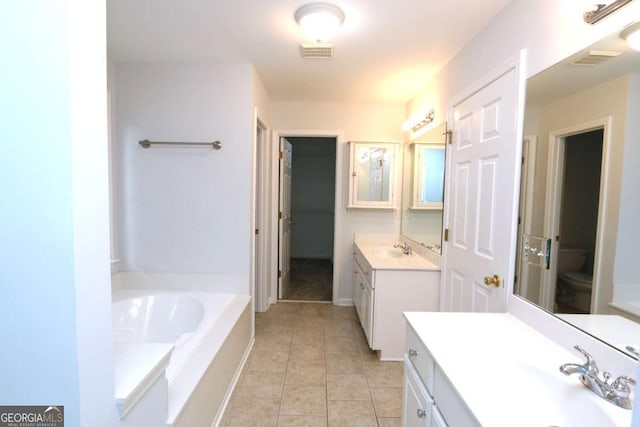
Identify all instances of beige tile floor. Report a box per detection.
[221,302,404,427]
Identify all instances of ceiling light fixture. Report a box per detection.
[402,109,436,133]
[583,0,633,24]
[621,22,640,51]
[295,3,345,42]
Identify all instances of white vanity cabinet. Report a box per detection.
[348,141,400,208]
[403,324,481,427]
[353,242,439,360]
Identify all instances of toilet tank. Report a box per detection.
[556,248,588,274]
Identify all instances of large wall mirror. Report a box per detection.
[514,27,640,359]
[401,122,446,253]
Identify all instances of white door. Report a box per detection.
[278,138,293,299]
[442,54,525,312]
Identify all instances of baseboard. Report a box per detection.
[335,297,354,307]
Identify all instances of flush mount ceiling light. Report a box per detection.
[621,22,640,51]
[295,3,345,42]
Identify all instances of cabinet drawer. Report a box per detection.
[405,325,434,394]
[433,366,481,427]
[353,248,373,287]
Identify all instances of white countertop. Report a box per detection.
[557,314,640,359]
[404,311,632,427]
[355,241,439,271]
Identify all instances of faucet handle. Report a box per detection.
[573,345,600,373]
[612,376,636,394]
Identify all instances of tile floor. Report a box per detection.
[221,302,404,427]
[284,258,333,302]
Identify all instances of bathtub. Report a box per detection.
[112,289,252,426]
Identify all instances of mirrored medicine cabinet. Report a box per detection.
[347,141,399,208]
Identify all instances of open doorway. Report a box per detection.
[554,128,603,314]
[279,137,336,301]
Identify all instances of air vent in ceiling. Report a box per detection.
[300,43,333,59]
[571,50,622,66]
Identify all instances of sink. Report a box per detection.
[371,248,405,258]
[506,360,631,427]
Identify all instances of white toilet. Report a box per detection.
[556,248,593,312]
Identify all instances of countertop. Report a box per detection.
[355,241,439,271]
[404,311,632,427]
[557,314,640,359]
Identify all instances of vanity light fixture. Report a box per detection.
[295,3,345,42]
[583,0,633,24]
[402,109,436,133]
[621,22,640,51]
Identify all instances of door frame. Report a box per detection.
[515,134,537,299]
[251,111,271,313]
[270,129,344,305]
[540,117,612,312]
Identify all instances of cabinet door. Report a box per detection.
[348,142,399,208]
[353,264,362,320]
[403,361,432,427]
[362,282,374,346]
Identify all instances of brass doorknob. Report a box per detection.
[483,274,501,288]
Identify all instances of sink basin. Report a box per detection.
[371,248,405,258]
[505,360,631,427]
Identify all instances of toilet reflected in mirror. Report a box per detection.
[556,248,593,313]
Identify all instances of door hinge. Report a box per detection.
[255,228,259,235]
[518,216,521,225]
[279,150,283,159]
[522,156,525,165]
[445,129,453,145]
[278,211,283,219]
[444,228,449,242]
[278,270,282,278]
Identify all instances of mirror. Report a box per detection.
[348,142,398,208]
[401,122,447,252]
[514,28,640,358]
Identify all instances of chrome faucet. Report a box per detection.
[560,345,636,409]
[393,242,412,255]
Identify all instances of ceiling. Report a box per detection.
[527,28,640,108]
[107,0,512,104]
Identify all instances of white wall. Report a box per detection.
[114,63,254,293]
[271,102,405,302]
[615,73,640,289]
[0,1,116,425]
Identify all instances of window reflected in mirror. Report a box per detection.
[413,144,445,209]
[400,122,447,253]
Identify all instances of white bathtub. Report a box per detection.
[112,289,252,426]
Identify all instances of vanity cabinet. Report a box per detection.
[403,324,481,427]
[348,141,400,208]
[352,243,439,360]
